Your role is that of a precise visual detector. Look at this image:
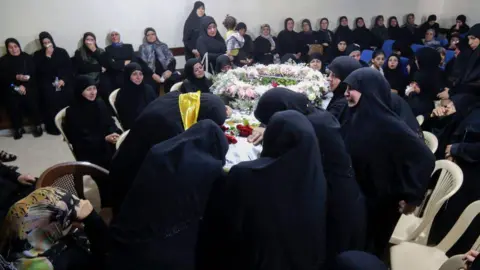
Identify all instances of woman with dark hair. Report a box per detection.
[254,24,278,65]
[371,15,389,47]
[115,63,156,130]
[64,75,121,170]
[0,38,42,139]
[196,16,227,73]
[449,14,470,36]
[318,18,335,48]
[139,27,180,94]
[352,17,374,50]
[419,14,439,38]
[183,1,206,60]
[297,19,320,61]
[388,16,403,40]
[105,29,135,89]
[180,58,212,93]
[370,49,385,75]
[74,32,112,103]
[384,54,408,96]
[234,22,254,66]
[33,31,73,135]
[335,16,353,44]
[277,18,300,58]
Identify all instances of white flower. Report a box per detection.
[307,93,317,101]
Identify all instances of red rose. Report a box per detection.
[225,134,238,144]
[221,125,228,132]
[272,81,279,88]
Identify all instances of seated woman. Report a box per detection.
[449,14,470,37]
[108,120,228,270]
[384,54,408,96]
[74,32,112,104]
[318,18,335,49]
[0,38,42,140]
[33,31,73,135]
[326,38,348,64]
[277,18,300,59]
[419,15,440,38]
[371,15,389,48]
[199,111,328,269]
[423,29,441,48]
[346,44,369,67]
[196,16,227,73]
[115,63,156,130]
[105,29,135,89]
[180,58,212,93]
[369,49,385,75]
[139,27,180,94]
[406,47,442,117]
[0,187,109,270]
[108,89,226,213]
[352,17,374,50]
[445,32,461,50]
[388,16,403,41]
[223,15,244,65]
[234,22,254,66]
[254,24,278,65]
[64,75,122,170]
[334,16,353,45]
[297,19,321,62]
[215,55,233,73]
[309,53,324,72]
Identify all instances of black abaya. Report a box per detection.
[109,91,226,213]
[115,63,157,130]
[33,32,74,134]
[183,1,205,60]
[199,110,326,270]
[108,119,228,270]
[384,55,408,96]
[253,36,277,65]
[196,16,226,72]
[277,18,299,57]
[391,93,423,137]
[105,43,135,89]
[388,17,403,41]
[342,68,435,258]
[180,58,212,93]
[334,17,353,45]
[352,18,374,50]
[254,88,366,262]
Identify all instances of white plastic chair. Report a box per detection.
[109,88,120,116]
[55,107,76,159]
[424,131,439,154]
[201,53,214,78]
[115,130,130,150]
[390,201,480,270]
[390,159,463,245]
[417,115,425,126]
[170,82,183,92]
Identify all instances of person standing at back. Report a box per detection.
[183,1,206,60]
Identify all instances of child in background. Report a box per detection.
[370,49,385,75]
[223,15,244,63]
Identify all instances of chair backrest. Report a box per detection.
[55,107,76,158]
[445,50,455,65]
[170,82,183,92]
[411,44,425,52]
[382,39,395,57]
[360,50,374,63]
[201,53,214,78]
[399,57,409,75]
[438,254,467,270]
[416,115,425,126]
[438,38,449,47]
[423,131,439,153]
[116,130,130,150]
[109,88,120,116]
[36,161,109,199]
[436,200,480,252]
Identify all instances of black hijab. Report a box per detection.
[328,38,348,62]
[459,24,480,85]
[335,16,353,44]
[181,58,212,93]
[318,18,334,44]
[384,54,407,95]
[115,63,156,130]
[109,119,228,270]
[309,53,324,72]
[352,17,372,49]
[109,91,227,213]
[38,31,56,49]
[327,56,362,111]
[302,19,313,33]
[220,110,326,270]
[391,93,423,137]
[183,1,205,47]
[277,18,298,56]
[343,68,435,203]
[3,38,31,75]
[388,16,403,40]
[215,54,231,73]
[199,16,226,46]
[414,47,442,102]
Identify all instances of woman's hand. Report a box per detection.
[18,85,27,95]
[398,200,416,214]
[432,106,447,117]
[87,43,97,52]
[58,80,65,88]
[437,88,450,100]
[406,64,411,74]
[76,200,94,221]
[463,250,479,269]
[17,174,36,185]
[391,89,398,94]
[152,74,162,83]
[247,127,265,146]
[445,144,454,161]
[162,70,172,80]
[105,133,120,144]
[412,82,421,93]
[124,60,131,66]
[192,49,200,58]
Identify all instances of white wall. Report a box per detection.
[440,0,480,27]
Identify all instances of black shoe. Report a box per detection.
[46,127,61,136]
[19,127,26,134]
[13,129,23,140]
[32,126,43,137]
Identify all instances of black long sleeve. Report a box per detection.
[74,50,103,74]
[0,162,21,182]
[196,39,223,64]
[57,48,74,83]
[83,211,110,256]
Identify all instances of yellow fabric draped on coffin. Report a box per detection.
[179,91,201,130]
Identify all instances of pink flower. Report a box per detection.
[245,89,256,99]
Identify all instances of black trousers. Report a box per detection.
[38,83,72,133]
[6,89,41,130]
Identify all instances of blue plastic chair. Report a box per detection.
[411,44,425,53]
[460,33,467,38]
[438,38,449,47]
[400,57,409,75]
[382,40,395,58]
[360,50,374,63]
[445,50,455,65]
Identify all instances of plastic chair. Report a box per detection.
[170,82,183,92]
[445,50,455,65]
[116,130,130,150]
[438,38,449,47]
[360,50,374,63]
[411,44,425,52]
[416,115,425,126]
[201,53,214,78]
[109,88,120,116]
[423,131,439,154]
[390,159,463,245]
[55,107,76,159]
[390,201,480,270]
[438,255,467,270]
[400,57,409,75]
[382,39,395,57]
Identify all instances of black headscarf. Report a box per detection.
[388,16,403,40]
[277,18,299,56]
[200,16,225,43]
[309,53,324,72]
[196,16,226,59]
[217,110,327,270]
[371,15,389,46]
[183,1,205,50]
[302,19,312,33]
[2,38,37,89]
[38,31,56,49]
[3,38,29,73]
[109,119,228,270]
[346,44,361,56]
[412,47,442,113]
[181,58,212,93]
[115,63,157,130]
[215,54,231,73]
[342,68,435,204]
[457,24,480,87]
[109,91,227,213]
[327,38,348,62]
[335,16,353,44]
[384,54,407,95]
[352,17,373,50]
[332,251,388,270]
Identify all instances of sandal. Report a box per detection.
[0,151,17,162]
